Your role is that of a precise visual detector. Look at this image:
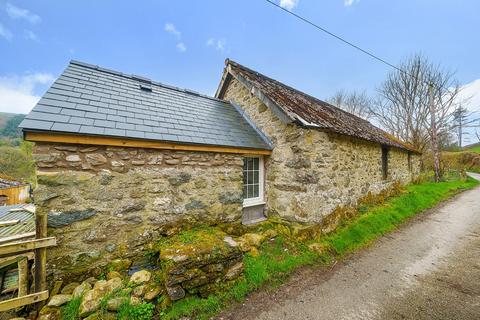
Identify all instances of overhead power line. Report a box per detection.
[262,0,436,89]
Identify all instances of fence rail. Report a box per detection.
[0,211,56,312]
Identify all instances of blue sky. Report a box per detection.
[1,0,479,142]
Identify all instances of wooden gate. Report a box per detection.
[0,205,56,312]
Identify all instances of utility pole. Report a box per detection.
[429,83,441,182]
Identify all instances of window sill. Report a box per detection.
[242,200,266,208]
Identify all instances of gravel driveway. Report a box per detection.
[218,173,480,320]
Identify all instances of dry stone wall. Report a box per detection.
[223,77,421,224]
[33,143,244,280]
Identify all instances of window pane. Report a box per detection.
[243,159,248,170]
[248,185,253,198]
[253,170,259,184]
[253,158,259,170]
[247,158,253,170]
[253,185,259,197]
[247,171,254,185]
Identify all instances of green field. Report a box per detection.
[467,145,480,154]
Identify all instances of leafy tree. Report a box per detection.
[0,114,25,138]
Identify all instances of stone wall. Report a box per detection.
[33,143,244,280]
[223,77,421,224]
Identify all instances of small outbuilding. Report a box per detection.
[0,176,31,206]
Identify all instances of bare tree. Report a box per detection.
[371,54,462,181]
[451,106,477,147]
[328,90,373,119]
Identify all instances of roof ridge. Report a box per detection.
[69,60,226,103]
[225,59,371,124]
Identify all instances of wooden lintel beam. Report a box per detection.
[0,237,56,257]
[25,132,272,156]
[0,290,48,312]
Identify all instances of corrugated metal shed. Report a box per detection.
[218,59,418,153]
[0,178,27,190]
[0,204,35,239]
[19,61,272,151]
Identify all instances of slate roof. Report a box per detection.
[218,59,418,153]
[19,61,272,150]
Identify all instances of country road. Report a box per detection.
[219,173,480,320]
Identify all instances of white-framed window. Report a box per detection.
[242,156,265,207]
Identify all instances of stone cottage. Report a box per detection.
[19,59,419,278]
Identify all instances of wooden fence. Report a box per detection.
[0,212,56,312]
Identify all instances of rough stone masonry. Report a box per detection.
[33,143,244,280]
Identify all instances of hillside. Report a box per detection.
[0,112,26,146]
[464,142,480,154]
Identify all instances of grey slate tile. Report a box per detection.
[107,114,126,122]
[126,130,145,139]
[105,128,126,137]
[19,119,53,130]
[145,132,164,140]
[116,122,135,130]
[79,126,105,135]
[61,108,86,117]
[75,104,98,113]
[94,119,116,128]
[70,116,94,126]
[135,125,153,132]
[27,111,70,123]
[85,112,107,120]
[51,123,81,133]
[34,105,62,114]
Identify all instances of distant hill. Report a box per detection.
[464,142,480,154]
[0,112,26,146]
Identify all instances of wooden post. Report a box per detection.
[34,212,47,309]
[17,256,28,297]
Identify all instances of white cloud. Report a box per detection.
[0,73,54,114]
[455,79,480,144]
[458,79,480,113]
[176,42,186,53]
[0,23,13,41]
[279,0,299,10]
[344,0,360,6]
[24,30,38,41]
[165,23,186,53]
[6,3,41,24]
[164,23,181,39]
[206,38,226,52]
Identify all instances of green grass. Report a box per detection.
[323,176,478,256]
[161,175,479,320]
[467,145,480,154]
[61,296,82,320]
[118,302,155,320]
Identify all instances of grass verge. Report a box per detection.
[322,174,478,256]
[162,175,479,320]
